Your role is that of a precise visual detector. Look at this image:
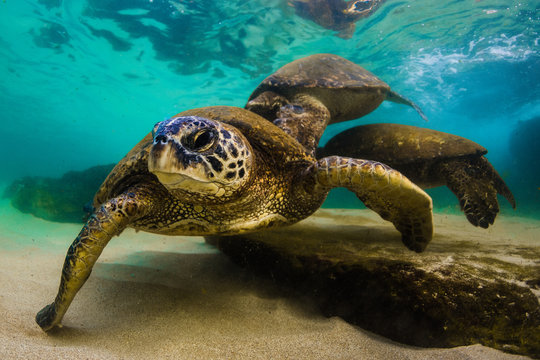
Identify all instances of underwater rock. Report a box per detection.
[207,209,540,358]
[4,164,115,223]
[290,0,385,38]
[509,116,540,168]
[508,116,540,216]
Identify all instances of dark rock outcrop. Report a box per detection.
[508,116,540,216]
[208,209,540,358]
[4,164,115,223]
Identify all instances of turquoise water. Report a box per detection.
[1,2,540,356]
[0,0,539,217]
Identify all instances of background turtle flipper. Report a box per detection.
[247,91,331,156]
[244,91,289,122]
[489,160,516,209]
[273,94,331,156]
[386,90,428,122]
[439,157,515,228]
[312,156,433,252]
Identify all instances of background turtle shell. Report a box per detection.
[248,54,392,122]
[320,123,487,164]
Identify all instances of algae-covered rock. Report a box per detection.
[207,209,540,358]
[3,164,115,223]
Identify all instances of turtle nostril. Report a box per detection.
[154,135,168,145]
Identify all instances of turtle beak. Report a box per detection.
[149,135,178,173]
[149,119,186,173]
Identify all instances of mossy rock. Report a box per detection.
[4,164,115,223]
[207,209,540,358]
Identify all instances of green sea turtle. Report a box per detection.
[318,123,516,228]
[290,0,385,39]
[36,106,433,331]
[246,53,426,156]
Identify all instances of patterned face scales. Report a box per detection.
[148,116,253,200]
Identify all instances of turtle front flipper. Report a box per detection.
[36,191,148,331]
[245,91,289,122]
[439,157,516,228]
[311,156,433,252]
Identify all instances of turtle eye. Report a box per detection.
[184,128,218,153]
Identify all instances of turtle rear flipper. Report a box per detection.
[312,156,433,252]
[490,162,516,210]
[386,90,428,122]
[440,157,515,228]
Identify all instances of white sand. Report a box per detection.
[0,199,534,359]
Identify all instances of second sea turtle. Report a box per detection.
[246,53,427,155]
[318,123,516,228]
[290,0,385,39]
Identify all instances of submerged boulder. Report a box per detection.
[3,164,115,223]
[510,116,540,169]
[508,116,540,216]
[207,209,540,358]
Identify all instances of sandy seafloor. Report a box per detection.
[0,197,536,360]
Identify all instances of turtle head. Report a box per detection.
[344,0,375,16]
[148,115,253,202]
